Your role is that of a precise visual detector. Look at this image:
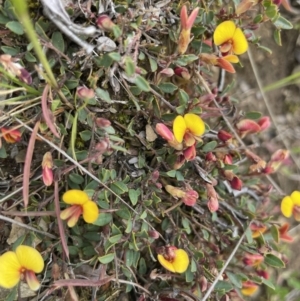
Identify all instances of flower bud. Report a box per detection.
[173,154,186,169]
[217,130,232,142]
[183,144,196,161]
[165,185,186,198]
[148,230,160,239]
[257,116,271,131]
[236,119,261,137]
[223,154,233,165]
[229,176,243,191]
[155,123,174,141]
[42,152,53,186]
[206,183,219,212]
[95,117,111,128]
[205,152,216,162]
[264,149,289,173]
[77,86,95,99]
[243,253,264,267]
[97,15,116,31]
[158,68,174,77]
[174,67,190,80]
[199,276,208,292]
[182,189,198,206]
[256,269,269,279]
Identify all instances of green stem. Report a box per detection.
[10,0,58,88]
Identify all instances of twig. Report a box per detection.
[201,226,249,301]
[247,47,300,176]
[0,214,57,239]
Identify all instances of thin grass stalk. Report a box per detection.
[54,180,69,260]
[10,0,58,88]
[23,121,40,208]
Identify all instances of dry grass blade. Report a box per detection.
[0,214,57,239]
[41,84,60,138]
[54,180,69,260]
[22,120,40,208]
[52,276,115,288]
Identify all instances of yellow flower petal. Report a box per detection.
[232,27,248,55]
[241,284,258,296]
[82,200,99,223]
[223,54,239,63]
[281,196,293,218]
[16,246,44,273]
[0,251,21,289]
[184,113,205,137]
[290,190,300,206]
[213,21,236,46]
[62,190,90,205]
[172,249,189,273]
[157,254,176,273]
[173,115,187,143]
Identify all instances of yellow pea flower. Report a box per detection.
[0,245,44,291]
[173,113,205,145]
[281,191,300,221]
[60,190,99,227]
[157,246,189,273]
[213,21,248,57]
[250,222,267,238]
[241,280,259,296]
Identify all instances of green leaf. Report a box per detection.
[1,46,20,56]
[0,146,7,158]
[98,253,115,264]
[135,75,150,92]
[166,170,176,177]
[253,14,263,24]
[257,44,272,55]
[264,253,285,268]
[262,277,275,290]
[96,87,112,103]
[245,226,253,244]
[52,31,65,53]
[214,280,233,292]
[273,15,293,30]
[110,181,128,195]
[129,188,140,205]
[6,21,24,35]
[93,213,112,226]
[108,234,122,244]
[70,112,78,160]
[174,54,198,66]
[158,82,178,93]
[227,271,242,288]
[245,111,262,120]
[270,224,279,243]
[124,56,135,76]
[149,56,158,72]
[108,52,121,61]
[116,207,131,220]
[79,130,92,141]
[68,173,84,185]
[138,258,147,275]
[25,51,37,62]
[178,89,189,105]
[265,5,278,19]
[274,28,282,46]
[202,141,217,152]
